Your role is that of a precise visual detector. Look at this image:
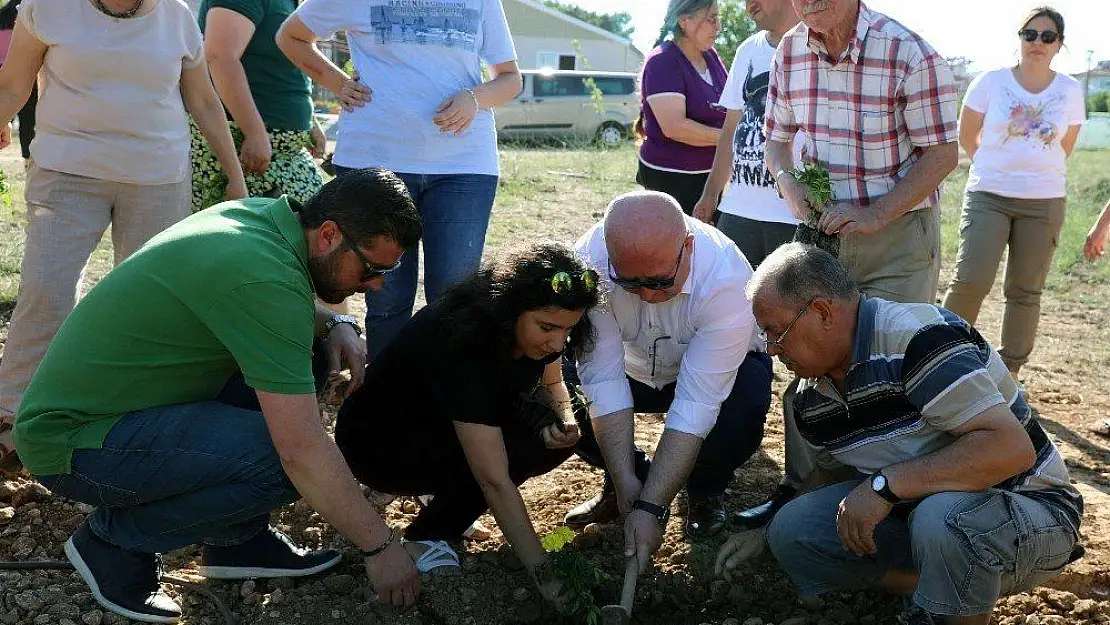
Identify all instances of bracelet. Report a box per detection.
[360,529,397,559]
[464,87,480,109]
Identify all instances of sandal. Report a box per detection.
[401,539,461,575]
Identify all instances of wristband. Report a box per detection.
[360,529,397,559]
[464,87,480,109]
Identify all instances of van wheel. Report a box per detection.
[596,122,625,146]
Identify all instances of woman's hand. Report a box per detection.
[310,122,327,159]
[239,131,272,174]
[225,177,249,201]
[340,72,373,112]
[433,89,479,135]
[692,195,717,224]
[541,421,580,449]
[1086,220,1109,262]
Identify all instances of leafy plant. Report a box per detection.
[789,161,840,256]
[537,526,612,625]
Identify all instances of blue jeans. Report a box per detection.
[333,166,498,358]
[767,481,1078,616]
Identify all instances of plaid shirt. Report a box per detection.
[764,3,958,209]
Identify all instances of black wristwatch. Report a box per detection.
[325,314,362,337]
[632,499,670,528]
[870,471,902,505]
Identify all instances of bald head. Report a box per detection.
[604,191,687,266]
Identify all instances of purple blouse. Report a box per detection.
[639,41,728,173]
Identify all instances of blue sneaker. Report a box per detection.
[199,525,342,579]
[65,521,181,624]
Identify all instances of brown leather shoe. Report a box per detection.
[563,482,619,529]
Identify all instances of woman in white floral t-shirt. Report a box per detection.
[942,6,1085,376]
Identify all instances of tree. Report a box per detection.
[542,1,634,39]
[715,0,756,68]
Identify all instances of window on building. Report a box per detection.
[558,55,577,70]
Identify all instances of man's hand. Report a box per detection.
[239,131,272,174]
[624,509,663,574]
[310,123,327,159]
[326,323,367,398]
[541,421,580,449]
[611,474,643,516]
[535,575,571,612]
[340,72,373,112]
[714,528,767,581]
[818,202,887,236]
[365,543,420,607]
[835,480,893,556]
[777,176,812,222]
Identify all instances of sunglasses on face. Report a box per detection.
[336,225,402,282]
[608,238,687,292]
[551,269,600,295]
[1018,28,1058,44]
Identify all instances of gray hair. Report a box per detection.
[656,0,716,47]
[746,243,859,306]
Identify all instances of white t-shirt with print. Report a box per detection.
[294,0,516,176]
[964,68,1085,199]
[716,31,802,224]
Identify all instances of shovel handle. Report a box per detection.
[619,555,638,611]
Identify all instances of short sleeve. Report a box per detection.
[961,70,992,114]
[901,49,959,147]
[199,282,317,394]
[293,0,356,41]
[642,48,687,101]
[901,323,1005,432]
[181,14,205,69]
[717,40,748,110]
[205,0,266,25]
[16,0,40,42]
[764,42,798,143]
[479,0,516,66]
[1067,81,1087,125]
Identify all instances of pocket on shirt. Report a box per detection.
[858,108,897,174]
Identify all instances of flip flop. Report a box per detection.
[401,539,461,575]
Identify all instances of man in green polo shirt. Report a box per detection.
[14,168,423,624]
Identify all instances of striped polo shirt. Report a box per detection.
[794,296,1083,534]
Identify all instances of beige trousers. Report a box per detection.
[0,166,190,428]
[942,190,1066,373]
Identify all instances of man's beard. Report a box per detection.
[308,249,352,305]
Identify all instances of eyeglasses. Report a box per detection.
[551,269,600,295]
[608,238,687,292]
[336,224,402,282]
[1018,28,1058,44]
[759,298,815,353]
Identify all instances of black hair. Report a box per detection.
[438,242,601,362]
[299,167,422,250]
[1020,6,1065,41]
[0,0,22,31]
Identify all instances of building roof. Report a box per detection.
[509,0,642,53]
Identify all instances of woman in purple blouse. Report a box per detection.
[636,0,726,215]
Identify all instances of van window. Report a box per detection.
[592,77,635,96]
[535,76,587,98]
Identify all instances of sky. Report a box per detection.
[568,0,1110,75]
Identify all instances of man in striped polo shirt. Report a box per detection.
[721,243,1082,625]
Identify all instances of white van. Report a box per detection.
[497,69,639,145]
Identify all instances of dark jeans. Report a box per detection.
[564,351,772,498]
[17,82,35,160]
[35,343,331,553]
[336,412,574,541]
[333,165,498,359]
[636,161,710,216]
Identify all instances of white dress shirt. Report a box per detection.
[574,216,761,438]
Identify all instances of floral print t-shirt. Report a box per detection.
[963,67,1085,199]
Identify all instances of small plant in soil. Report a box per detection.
[789,160,840,256]
[537,526,612,625]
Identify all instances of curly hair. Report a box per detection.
[438,242,601,363]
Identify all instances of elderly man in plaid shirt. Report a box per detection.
[732,0,961,532]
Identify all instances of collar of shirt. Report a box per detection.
[802,1,874,65]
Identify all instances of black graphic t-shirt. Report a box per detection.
[717,31,803,224]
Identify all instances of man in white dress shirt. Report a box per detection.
[563,191,772,565]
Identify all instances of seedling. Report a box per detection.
[789,161,839,256]
[537,526,612,625]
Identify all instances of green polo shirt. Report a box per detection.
[199,0,313,131]
[15,197,317,476]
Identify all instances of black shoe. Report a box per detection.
[732,484,797,530]
[199,525,342,579]
[65,521,182,624]
[685,494,726,539]
[564,482,619,529]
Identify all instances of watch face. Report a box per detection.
[872,474,887,491]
